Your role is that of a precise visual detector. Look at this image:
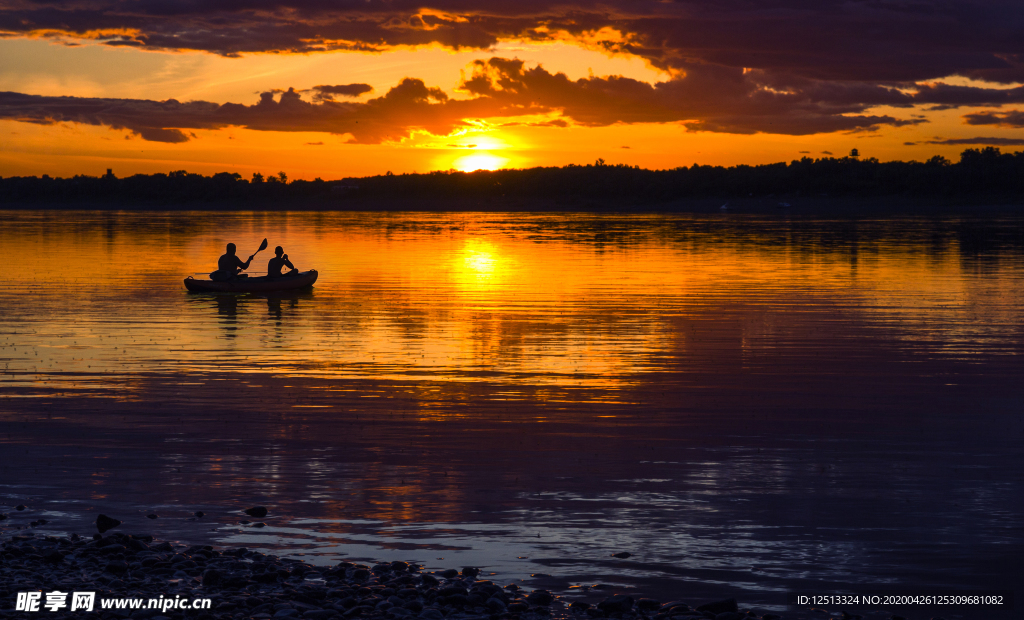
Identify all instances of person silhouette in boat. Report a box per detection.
[211,243,255,281]
[267,246,298,277]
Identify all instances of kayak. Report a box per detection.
[184,270,318,293]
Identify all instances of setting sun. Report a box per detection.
[452,152,509,172]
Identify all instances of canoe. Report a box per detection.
[184,270,318,293]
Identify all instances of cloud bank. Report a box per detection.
[2,2,1024,141]
[964,109,1024,127]
[2,1,1023,84]
[5,57,1024,143]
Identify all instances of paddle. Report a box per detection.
[247,238,269,267]
[252,238,268,258]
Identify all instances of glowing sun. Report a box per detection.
[453,152,509,172]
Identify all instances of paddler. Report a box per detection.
[267,246,298,277]
[211,242,255,281]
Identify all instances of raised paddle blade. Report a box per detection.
[258,238,268,252]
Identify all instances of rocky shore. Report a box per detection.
[0,530,779,620]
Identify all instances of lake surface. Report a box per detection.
[1,210,1022,619]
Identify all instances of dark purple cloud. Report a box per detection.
[0,74,537,143]
[925,136,1024,145]
[461,58,927,135]
[910,83,1024,109]
[1,1,1022,83]
[310,84,374,102]
[963,109,1024,127]
[0,91,209,142]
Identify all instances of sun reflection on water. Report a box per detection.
[456,237,502,285]
[1,212,1023,403]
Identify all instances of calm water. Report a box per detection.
[1,211,1023,618]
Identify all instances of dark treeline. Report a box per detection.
[2,148,1023,208]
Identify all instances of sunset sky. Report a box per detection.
[2,1,1023,179]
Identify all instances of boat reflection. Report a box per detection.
[215,294,240,338]
[266,291,313,323]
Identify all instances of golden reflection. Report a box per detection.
[456,237,500,284]
[2,212,1023,406]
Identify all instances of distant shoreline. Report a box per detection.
[2,195,1023,215]
[2,150,1023,214]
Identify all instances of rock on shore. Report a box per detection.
[0,533,781,620]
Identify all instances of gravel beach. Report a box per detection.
[0,530,769,620]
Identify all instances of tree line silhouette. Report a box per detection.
[1,148,1022,208]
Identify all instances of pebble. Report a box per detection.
[696,598,739,615]
[247,506,270,518]
[597,594,633,613]
[0,532,783,620]
[105,560,129,574]
[96,513,122,533]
